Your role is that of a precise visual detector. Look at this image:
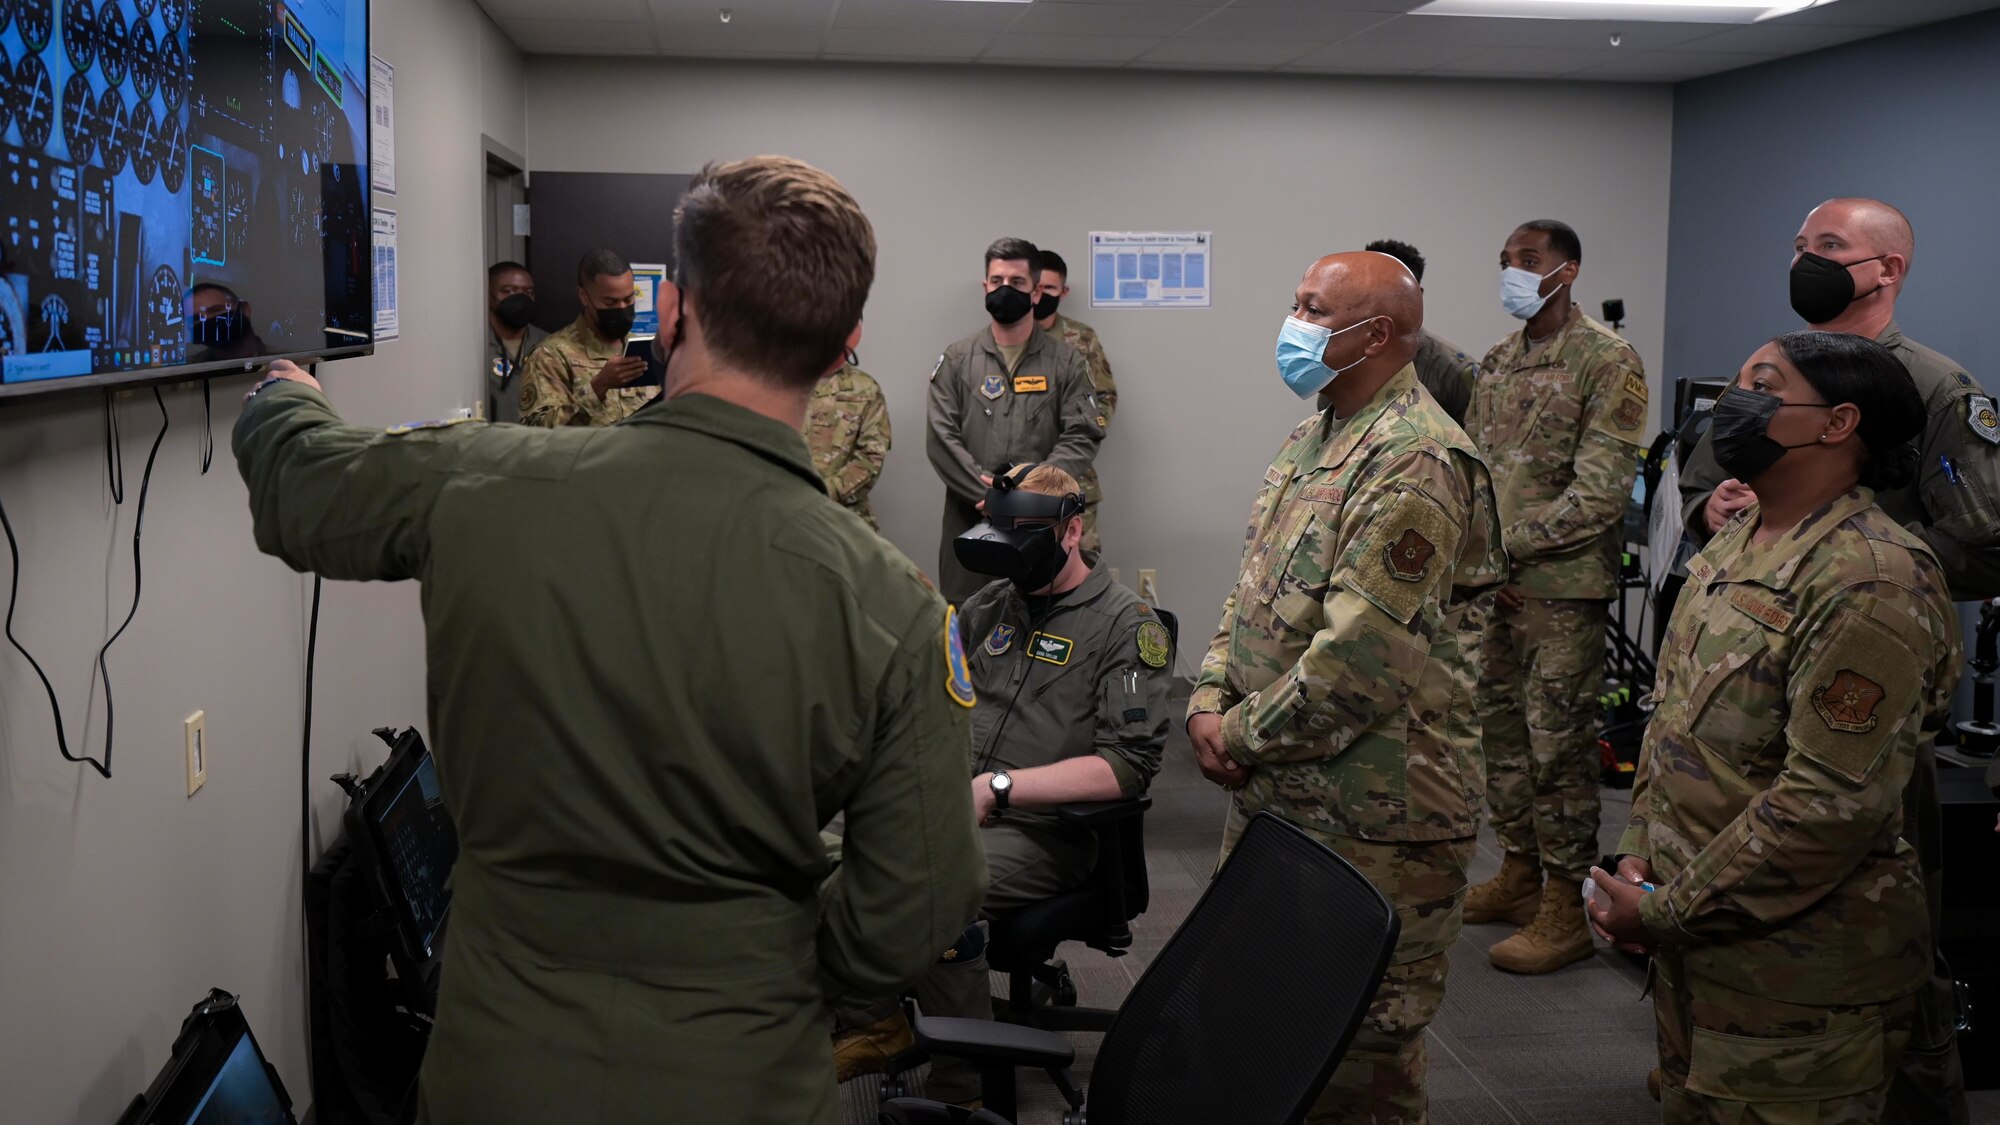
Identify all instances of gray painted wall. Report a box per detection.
[525,59,1676,635]
[0,2,525,1119]
[1665,8,2000,388]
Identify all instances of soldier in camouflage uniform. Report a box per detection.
[1035,250,1119,551]
[1462,220,1648,976]
[1190,252,1503,1124]
[1675,200,1992,1125]
[518,247,658,427]
[1365,239,1480,426]
[806,360,891,530]
[927,237,1103,603]
[1592,331,1956,1124]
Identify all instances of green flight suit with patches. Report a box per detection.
[806,363,891,530]
[233,382,987,1125]
[1619,489,1959,1124]
[1190,364,1503,1125]
[1466,307,1648,882]
[926,324,1103,602]
[1047,313,1118,552]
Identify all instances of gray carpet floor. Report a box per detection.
[841,699,2000,1124]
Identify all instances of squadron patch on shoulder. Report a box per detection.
[1968,395,2000,445]
[984,622,1016,657]
[1613,396,1645,433]
[980,373,1006,400]
[1812,668,1884,734]
[1385,528,1437,582]
[930,353,947,381]
[1136,620,1171,669]
[944,606,977,709]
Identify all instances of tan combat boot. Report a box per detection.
[1462,851,1542,926]
[832,1009,914,1083]
[1488,876,1595,974]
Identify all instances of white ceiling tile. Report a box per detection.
[1660,21,1904,53]
[483,0,649,19]
[1347,14,1732,49]
[979,32,1166,62]
[1278,40,1479,71]
[1003,3,1208,36]
[653,21,827,52]
[1425,44,1615,75]
[833,0,1036,32]
[1180,8,1394,39]
[1758,0,1997,27]
[821,28,998,58]
[501,17,662,51]
[1136,36,1320,65]
[642,0,832,24]
[1567,49,1783,80]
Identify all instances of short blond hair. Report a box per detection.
[1017,464,1081,499]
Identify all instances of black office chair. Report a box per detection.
[879,811,1400,1125]
[983,607,1178,1033]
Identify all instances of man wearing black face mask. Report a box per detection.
[830,462,1169,1104]
[518,247,656,427]
[927,237,1103,603]
[1677,198,1997,1125]
[485,261,548,424]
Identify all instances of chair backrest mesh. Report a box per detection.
[1085,812,1400,1125]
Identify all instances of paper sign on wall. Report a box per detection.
[372,208,398,342]
[630,263,667,339]
[1089,231,1212,309]
[370,55,395,195]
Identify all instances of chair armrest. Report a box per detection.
[912,1016,1077,1070]
[877,1100,989,1125]
[1054,796,1152,827]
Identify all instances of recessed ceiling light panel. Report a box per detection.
[1411,0,1836,23]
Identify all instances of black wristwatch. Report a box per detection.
[989,770,1013,811]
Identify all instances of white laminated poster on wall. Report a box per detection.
[370,55,396,194]
[373,208,398,342]
[629,263,667,339]
[1089,232,1212,309]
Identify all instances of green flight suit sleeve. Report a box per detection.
[817,600,987,996]
[926,351,989,506]
[827,380,891,508]
[1678,426,1729,548]
[232,382,459,580]
[1638,584,1953,948]
[1092,606,1172,795]
[1909,387,2000,598]
[1043,348,1104,482]
[1220,451,1466,766]
[1506,355,1647,563]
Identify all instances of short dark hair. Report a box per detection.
[488,260,529,283]
[1364,239,1425,283]
[674,156,876,390]
[1035,249,1069,283]
[1772,330,1925,490]
[576,247,631,287]
[188,282,238,302]
[1515,220,1581,264]
[985,237,1040,280]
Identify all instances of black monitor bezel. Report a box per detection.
[347,727,454,966]
[117,994,296,1125]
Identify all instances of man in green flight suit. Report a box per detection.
[1033,249,1119,551]
[927,237,1103,604]
[232,156,986,1125]
[1190,251,1503,1124]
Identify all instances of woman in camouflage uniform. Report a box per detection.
[1590,331,1960,1125]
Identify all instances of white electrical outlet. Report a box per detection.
[184,711,207,796]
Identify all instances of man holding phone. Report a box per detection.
[519,247,660,427]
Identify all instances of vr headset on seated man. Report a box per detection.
[953,463,1086,593]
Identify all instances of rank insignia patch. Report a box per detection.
[1136,620,1170,669]
[1385,528,1436,582]
[1812,668,1884,733]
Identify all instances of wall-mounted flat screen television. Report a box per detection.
[0,0,372,402]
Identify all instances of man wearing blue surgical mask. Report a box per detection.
[1191,251,1503,1125]
[1462,220,1649,977]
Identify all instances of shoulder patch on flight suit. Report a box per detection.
[980,374,1006,400]
[1136,621,1171,669]
[1351,490,1458,625]
[930,353,946,381]
[984,623,1016,656]
[1967,395,2000,444]
[1029,631,1075,665]
[385,416,478,436]
[1013,375,1048,394]
[1812,668,1884,734]
[944,606,977,708]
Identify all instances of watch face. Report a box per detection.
[128,96,156,183]
[61,0,95,73]
[15,52,54,151]
[96,86,129,174]
[97,1,127,86]
[61,71,97,164]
